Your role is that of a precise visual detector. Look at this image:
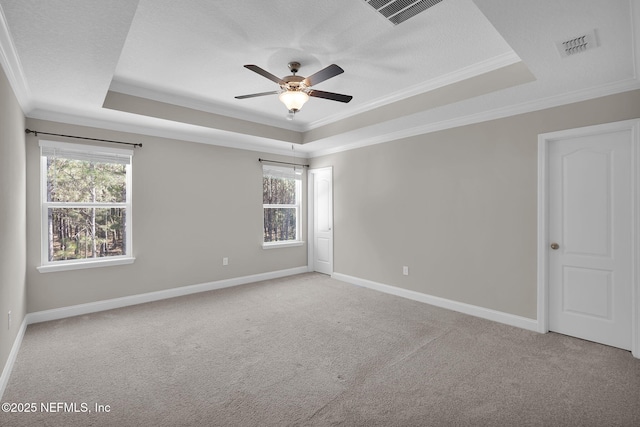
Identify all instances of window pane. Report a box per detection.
[46,158,127,203]
[47,208,127,261]
[263,208,297,242]
[263,176,296,205]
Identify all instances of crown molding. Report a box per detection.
[109,79,307,133]
[27,75,639,161]
[27,107,307,158]
[108,51,521,136]
[303,51,522,131]
[307,77,640,158]
[0,4,32,112]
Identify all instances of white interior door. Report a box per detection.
[310,168,333,275]
[548,128,633,350]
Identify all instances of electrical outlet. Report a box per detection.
[402,266,409,276]
[8,311,11,330]
[223,257,229,266]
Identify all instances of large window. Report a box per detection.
[39,140,134,272]
[262,164,302,247]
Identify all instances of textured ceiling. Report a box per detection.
[0,0,638,156]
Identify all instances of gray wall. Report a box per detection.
[312,90,640,319]
[25,119,307,312]
[7,69,640,348]
[0,66,26,374]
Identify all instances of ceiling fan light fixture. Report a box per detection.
[279,90,309,112]
[236,62,352,116]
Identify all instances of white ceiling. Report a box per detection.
[0,0,638,157]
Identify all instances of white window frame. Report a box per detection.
[262,164,304,249]
[38,140,135,273]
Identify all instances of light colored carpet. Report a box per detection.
[1,273,639,426]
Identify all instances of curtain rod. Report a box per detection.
[259,158,309,168]
[25,129,142,148]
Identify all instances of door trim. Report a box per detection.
[537,119,640,358]
[307,167,334,274]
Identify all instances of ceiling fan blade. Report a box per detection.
[234,91,279,99]
[244,65,284,84]
[303,64,344,87]
[309,89,353,103]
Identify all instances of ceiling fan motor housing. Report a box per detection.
[281,75,306,92]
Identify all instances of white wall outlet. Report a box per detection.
[8,311,11,330]
[402,266,409,276]
[223,257,229,266]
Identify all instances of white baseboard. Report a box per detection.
[0,266,307,400]
[27,266,308,324]
[332,272,539,332]
[0,317,28,401]
[2,268,538,400]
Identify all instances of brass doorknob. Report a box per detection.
[550,243,560,250]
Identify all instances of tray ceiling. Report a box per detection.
[0,0,637,156]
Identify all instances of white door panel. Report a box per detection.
[562,148,610,257]
[562,267,611,319]
[317,179,331,232]
[311,168,333,275]
[548,129,632,350]
[317,237,330,263]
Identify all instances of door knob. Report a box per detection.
[550,243,560,250]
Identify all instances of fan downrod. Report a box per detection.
[288,62,301,75]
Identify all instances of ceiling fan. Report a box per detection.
[235,62,353,118]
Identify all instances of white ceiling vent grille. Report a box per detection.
[363,0,444,25]
[556,30,598,58]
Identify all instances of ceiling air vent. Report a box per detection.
[363,0,444,25]
[556,30,598,58]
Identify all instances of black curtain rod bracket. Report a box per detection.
[25,129,142,148]
[259,158,309,168]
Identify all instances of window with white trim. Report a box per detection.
[262,164,302,246]
[39,140,133,271]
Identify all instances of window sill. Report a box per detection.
[37,257,135,273]
[262,241,305,249]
